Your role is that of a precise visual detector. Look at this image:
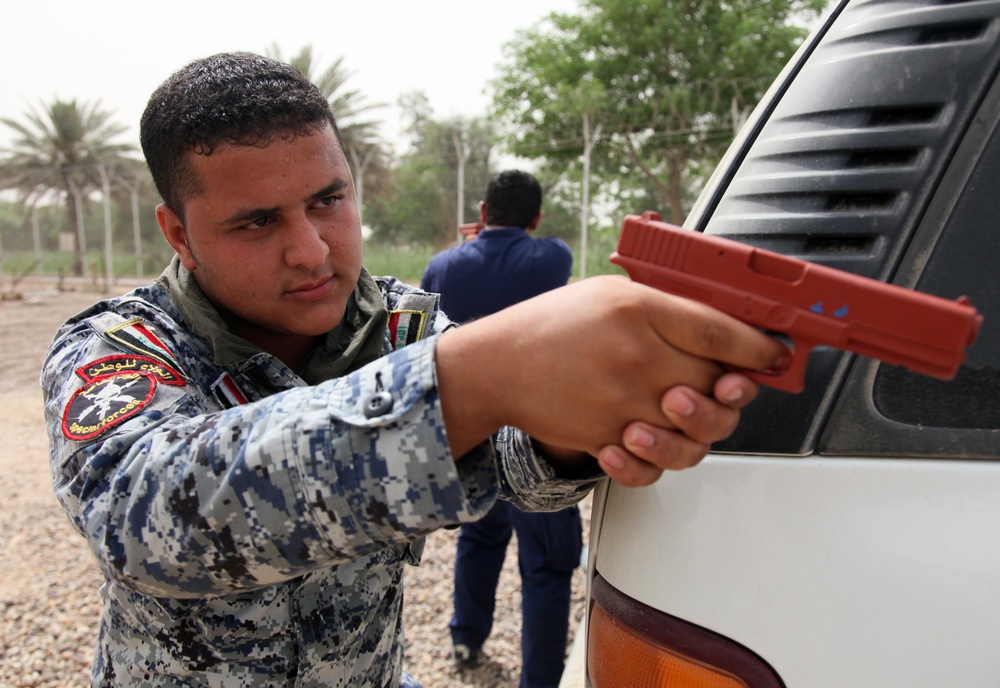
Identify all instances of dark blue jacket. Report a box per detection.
[420,227,573,323]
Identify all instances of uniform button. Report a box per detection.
[364,391,394,418]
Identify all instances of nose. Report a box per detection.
[283,214,330,270]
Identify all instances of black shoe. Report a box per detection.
[452,643,480,669]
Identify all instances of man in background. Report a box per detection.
[422,170,580,688]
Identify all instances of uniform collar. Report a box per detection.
[156,256,387,383]
[477,226,528,238]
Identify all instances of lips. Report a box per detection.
[286,275,335,300]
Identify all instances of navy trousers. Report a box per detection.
[450,499,583,688]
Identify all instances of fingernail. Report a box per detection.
[665,391,696,418]
[599,447,626,470]
[627,426,656,448]
[772,352,793,371]
[719,385,744,404]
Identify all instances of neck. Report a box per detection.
[220,311,321,372]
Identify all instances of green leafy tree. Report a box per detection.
[491,0,826,224]
[365,92,495,247]
[0,99,136,275]
[531,175,581,244]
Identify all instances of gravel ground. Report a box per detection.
[0,282,589,688]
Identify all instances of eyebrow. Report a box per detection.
[218,178,351,227]
[308,179,350,203]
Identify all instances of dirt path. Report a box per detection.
[0,287,112,687]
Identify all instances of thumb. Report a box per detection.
[644,286,789,372]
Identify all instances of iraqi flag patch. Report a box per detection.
[388,310,428,351]
[62,372,157,441]
[211,372,249,409]
[105,318,181,370]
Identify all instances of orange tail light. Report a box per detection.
[587,575,783,688]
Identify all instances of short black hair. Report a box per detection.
[483,169,543,229]
[140,51,340,218]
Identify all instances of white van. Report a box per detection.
[583,0,1000,685]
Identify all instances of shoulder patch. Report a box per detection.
[62,372,157,441]
[211,372,249,408]
[76,354,186,386]
[388,290,439,350]
[105,318,181,369]
[388,310,429,351]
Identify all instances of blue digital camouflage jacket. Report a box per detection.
[41,268,600,687]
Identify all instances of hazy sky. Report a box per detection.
[1,0,579,153]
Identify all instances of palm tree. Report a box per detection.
[266,44,392,223]
[0,99,136,275]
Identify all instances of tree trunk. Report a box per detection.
[64,191,84,277]
[618,136,687,224]
[666,150,687,226]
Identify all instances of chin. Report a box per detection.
[294,306,347,336]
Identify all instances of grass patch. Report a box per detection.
[1,236,624,288]
[0,250,173,281]
[362,242,438,284]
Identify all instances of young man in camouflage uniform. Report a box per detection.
[41,52,785,687]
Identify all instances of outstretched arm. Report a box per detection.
[435,276,788,486]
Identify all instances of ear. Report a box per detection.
[478,201,488,225]
[156,204,197,271]
[525,211,542,232]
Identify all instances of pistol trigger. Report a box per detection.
[746,344,809,394]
